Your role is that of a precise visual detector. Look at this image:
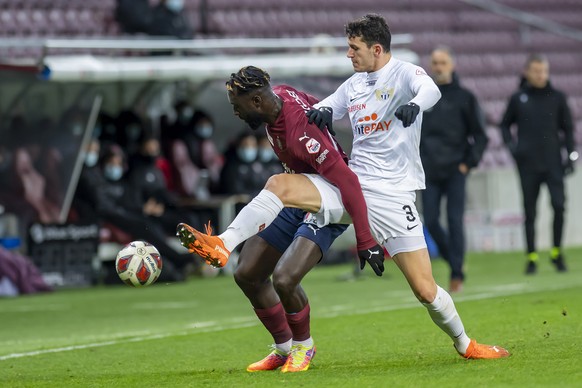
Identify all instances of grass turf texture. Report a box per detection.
[1,249,581,387]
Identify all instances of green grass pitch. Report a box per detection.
[1,249,581,387]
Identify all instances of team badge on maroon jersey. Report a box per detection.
[305,138,321,154]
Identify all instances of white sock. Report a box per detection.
[219,190,284,252]
[275,339,292,354]
[292,337,314,348]
[423,285,471,354]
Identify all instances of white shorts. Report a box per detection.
[304,174,427,257]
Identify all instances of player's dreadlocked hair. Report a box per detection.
[226,66,271,95]
[345,14,391,52]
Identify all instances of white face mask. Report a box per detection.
[195,125,213,139]
[179,107,194,124]
[237,147,258,163]
[258,148,275,163]
[85,151,99,167]
[71,123,84,136]
[166,0,184,13]
[104,165,123,181]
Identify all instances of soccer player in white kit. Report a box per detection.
[179,14,509,361]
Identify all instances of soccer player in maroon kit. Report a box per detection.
[178,66,384,372]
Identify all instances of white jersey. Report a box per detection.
[315,57,441,191]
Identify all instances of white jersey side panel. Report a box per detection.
[316,58,440,191]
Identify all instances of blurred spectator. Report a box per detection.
[115,110,146,157]
[0,146,38,228]
[13,148,61,224]
[95,112,119,148]
[420,47,488,293]
[149,0,194,39]
[500,54,577,275]
[115,0,154,34]
[166,105,223,191]
[256,134,283,186]
[126,133,199,234]
[94,145,193,281]
[220,131,265,196]
[71,138,103,222]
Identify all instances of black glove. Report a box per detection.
[358,244,385,277]
[306,107,335,136]
[564,160,575,176]
[394,102,420,128]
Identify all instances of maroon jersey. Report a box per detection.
[266,85,348,175]
[265,85,376,250]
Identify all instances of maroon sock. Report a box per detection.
[285,304,311,341]
[254,302,292,344]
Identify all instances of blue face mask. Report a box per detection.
[104,165,123,181]
[85,151,99,167]
[237,147,258,163]
[258,147,275,163]
[166,0,184,13]
[195,125,213,139]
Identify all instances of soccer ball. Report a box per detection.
[115,241,162,287]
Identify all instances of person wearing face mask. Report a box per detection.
[182,111,224,191]
[219,131,266,196]
[115,110,146,158]
[71,138,104,221]
[148,0,193,40]
[256,134,284,187]
[92,145,194,282]
[126,133,199,236]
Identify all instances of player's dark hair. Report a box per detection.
[226,66,271,95]
[345,14,391,52]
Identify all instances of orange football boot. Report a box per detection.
[461,339,510,359]
[176,222,230,268]
[246,348,289,372]
[281,344,316,373]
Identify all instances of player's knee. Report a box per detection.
[264,174,292,205]
[233,266,258,289]
[414,284,437,304]
[272,272,298,297]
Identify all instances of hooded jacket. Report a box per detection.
[420,73,488,181]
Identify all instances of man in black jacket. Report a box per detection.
[420,47,488,292]
[500,54,577,274]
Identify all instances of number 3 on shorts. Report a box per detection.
[402,205,416,222]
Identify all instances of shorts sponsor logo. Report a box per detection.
[316,149,329,164]
[298,132,310,142]
[258,223,266,232]
[306,138,321,154]
[406,224,419,231]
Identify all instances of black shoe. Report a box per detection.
[525,260,537,275]
[551,254,568,272]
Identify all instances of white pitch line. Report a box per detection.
[0,281,578,362]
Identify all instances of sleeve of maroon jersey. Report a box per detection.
[286,115,377,251]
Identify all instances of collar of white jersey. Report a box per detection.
[365,56,397,85]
